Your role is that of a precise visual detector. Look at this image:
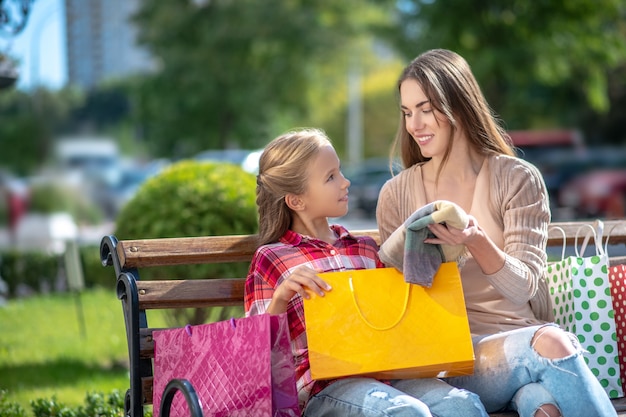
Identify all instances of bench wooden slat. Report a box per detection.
[547,219,626,246]
[139,328,154,359]
[115,234,261,268]
[116,230,380,269]
[142,377,152,405]
[137,278,245,310]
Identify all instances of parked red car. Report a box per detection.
[559,169,626,219]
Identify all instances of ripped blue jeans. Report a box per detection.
[444,324,617,417]
[302,377,488,417]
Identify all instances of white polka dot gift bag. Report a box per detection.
[546,222,623,399]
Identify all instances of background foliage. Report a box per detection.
[383,0,626,143]
[131,0,394,158]
[0,87,81,175]
[1,0,626,175]
[28,182,103,225]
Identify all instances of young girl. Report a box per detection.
[244,128,488,417]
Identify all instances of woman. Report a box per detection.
[376,49,617,417]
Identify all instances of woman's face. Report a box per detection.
[400,78,452,159]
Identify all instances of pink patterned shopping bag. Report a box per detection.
[609,264,626,391]
[153,313,300,417]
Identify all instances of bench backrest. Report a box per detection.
[109,221,626,271]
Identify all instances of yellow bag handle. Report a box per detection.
[348,275,411,331]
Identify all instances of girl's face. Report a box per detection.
[400,78,452,159]
[300,145,351,219]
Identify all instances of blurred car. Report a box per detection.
[345,158,401,217]
[241,149,263,174]
[54,137,122,188]
[559,169,626,219]
[509,130,588,213]
[92,159,170,218]
[195,149,251,165]
[195,149,262,173]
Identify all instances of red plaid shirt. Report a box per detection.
[244,224,384,411]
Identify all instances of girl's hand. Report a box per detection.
[272,266,332,306]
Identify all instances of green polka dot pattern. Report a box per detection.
[547,254,623,398]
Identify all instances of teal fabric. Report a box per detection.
[404,203,444,287]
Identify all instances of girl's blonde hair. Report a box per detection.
[392,49,515,171]
[256,128,332,245]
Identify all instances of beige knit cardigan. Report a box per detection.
[376,154,554,324]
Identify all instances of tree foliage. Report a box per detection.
[383,0,626,141]
[132,0,394,158]
[70,79,132,130]
[4,0,626,180]
[310,58,404,161]
[0,87,81,175]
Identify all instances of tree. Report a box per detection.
[132,0,395,158]
[308,56,405,161]
[0,86,81,175]
[70,79,131,130]
[382,0,626,142]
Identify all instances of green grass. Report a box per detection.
[0,287,169,415]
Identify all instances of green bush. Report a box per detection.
[113,160,258,323]
[0,246,114,298]
[80,245,113,289]
[114,159,257,239]
[0,390,26,417]
[0,390,133,417]
[0,250,59,296]
[28,182,104,225]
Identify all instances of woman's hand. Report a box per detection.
[425,214,505,275]
[267,266,332,314]
[425,215,481,246]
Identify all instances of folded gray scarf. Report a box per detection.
[379,200,469,287]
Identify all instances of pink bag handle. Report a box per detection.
[184,319,237,337]
[349,276,410,331]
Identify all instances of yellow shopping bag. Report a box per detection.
[303,262,474,380]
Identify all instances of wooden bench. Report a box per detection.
[100,219,626,417]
